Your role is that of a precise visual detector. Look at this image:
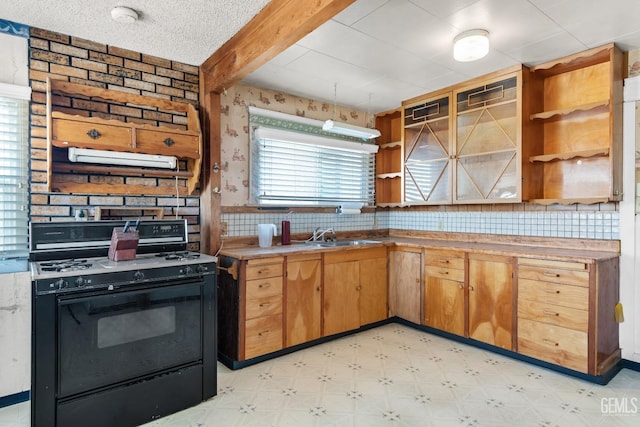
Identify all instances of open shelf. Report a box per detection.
[529,100,609,121]
[376,172,402,179]
[529,148,609,163]
[379,141,402,149]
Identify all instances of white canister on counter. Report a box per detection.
[257,224,277,248]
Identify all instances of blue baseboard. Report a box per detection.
[0,390,29,409]
[621,358,640,372]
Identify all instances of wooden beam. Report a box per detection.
[199,69,222,255]
[200,0,355,93]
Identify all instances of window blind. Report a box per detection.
[0,85,30,273]
[252,127,376,206]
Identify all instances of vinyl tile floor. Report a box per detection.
[3,323,640,426]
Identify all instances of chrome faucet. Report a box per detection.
[312,227,335,242]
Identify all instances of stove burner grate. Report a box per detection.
[40,259,92,272]
[155,251,201,261]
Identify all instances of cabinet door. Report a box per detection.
[286,257,322,347]
[404,95,452,204]
[468,254,514,349]
[323,261,360,336]
[424,276,464,336]
[359,256,388,326]
[388,249,421,324]
[454,73,521,203]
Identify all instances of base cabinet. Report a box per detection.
[424,250,465,336]
[285,254,322,347]
[217,256,284,362]
[388,247,421,324]
[468,253,514,350]
[516,257,620,375]
[323,247,388,336]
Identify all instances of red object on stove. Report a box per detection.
[108,227,139,261]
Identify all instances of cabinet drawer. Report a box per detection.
[245,262,283,281]
[136,129,200,159]
[518,265,589,287]
[518,299,588,331]
[517,318,587,372]
[246,294,282,320]
[52,119,132,150]
[246,276,283,298]
[245,314,282,359]
[425,254,464,270]
[519,278,588,310]
[425,265,464,282]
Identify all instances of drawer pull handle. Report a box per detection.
[542,338,559,346]
[258,330,269,336]
[86,129,101,139]
[543,310,559,317]
[543,271,560,278]
[259,302,270,308]
[259,283,270,288]
[439,259,449,264]
[439,270,449,275]
[543,288,560,294]
[163,137,175,147]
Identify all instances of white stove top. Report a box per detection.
[31,251,218,281]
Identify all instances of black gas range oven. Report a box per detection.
[29,220,217,427]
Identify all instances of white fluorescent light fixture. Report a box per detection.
[322,120,381,140]
[68,147,177,169]
[453,29,490,62]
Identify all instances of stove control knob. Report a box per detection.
[75,277,86,287]
[55,278,68,290]
[196,265,208,274]
[183,266,193,275]
[133,271,145,281]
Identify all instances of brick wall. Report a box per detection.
[28,28,202,250]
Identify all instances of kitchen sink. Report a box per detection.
[307,239,382,247]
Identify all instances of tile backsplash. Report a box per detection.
[222,209,619,240]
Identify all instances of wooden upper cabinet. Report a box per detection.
[46,78,203,196]
[395,65,524,206]
[522,43,623,205]
[453,68,523,203]
[403,93,453,205]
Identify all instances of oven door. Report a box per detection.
[57,280,203,398]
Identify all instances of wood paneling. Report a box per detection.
[388,249,421,324]
[323,261,360,336]
[359,256,388,325]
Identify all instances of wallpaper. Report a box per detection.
[220,84,371,206]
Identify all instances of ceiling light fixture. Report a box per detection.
[111,6,139,24]
[453,29,490,62]
[322,120,381,140]
[323,83,381,140]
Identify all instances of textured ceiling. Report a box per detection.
[0,0,270,65]
[2,0,640,113]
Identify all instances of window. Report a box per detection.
[251,126,376,206]
[0,83,30,273]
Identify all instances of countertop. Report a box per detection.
[219,234,620,263]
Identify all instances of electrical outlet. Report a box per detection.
[437,220,444,231]
[221,221,228,236]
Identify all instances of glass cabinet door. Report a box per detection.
[404,95,452,204]
[454,74,521,203]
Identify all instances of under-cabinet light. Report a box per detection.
[68,147,177,169]
[322,120,381,140]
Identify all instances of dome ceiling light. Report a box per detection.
[111,6,139,24]
[453,29,490,62]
